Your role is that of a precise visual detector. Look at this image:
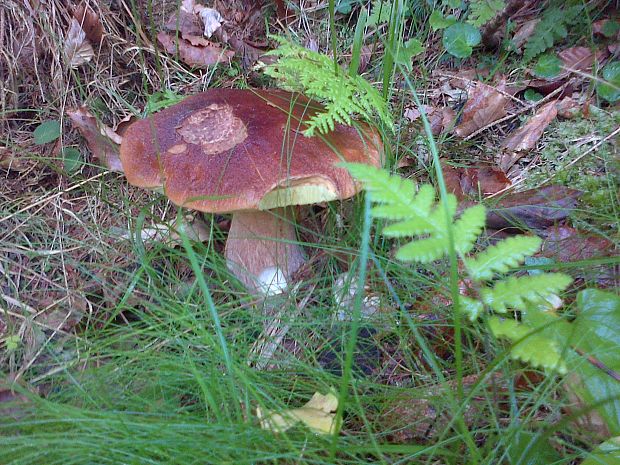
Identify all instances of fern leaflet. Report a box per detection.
[464,235,542,281]
[263,37,392,136]
[481,273,573,313]
[488,317,567,373]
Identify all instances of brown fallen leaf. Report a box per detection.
[442,161,511,200]
[164,1,203,37]
[481,185,582,231]
[157,32,234,68]
[511,19,540,51]
[540,225,617,286]
[559,46,597,74]
[0,146,31,172]
[66,107,123,172]
[499,100,558,170]
[593,19,620,39]
[455,80,509,138]
[64,18,94,68]
[555,97,583,119]
[405,105,456,135]
[73,3,103,45]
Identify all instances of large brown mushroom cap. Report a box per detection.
[120,89,383,212]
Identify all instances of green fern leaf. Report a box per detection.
[263,38,392,136]
[453,204,486,254]
[467,0,505,28]
[488,317,567,373]
[464,236,542,281]
[481,273,573,313]
[461,295,484,321]
[523,6,582,61]
[344,163,416,205]
[396,236,448,263]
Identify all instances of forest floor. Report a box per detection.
[0,1,619,464]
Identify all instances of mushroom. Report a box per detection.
[119,89,383,294]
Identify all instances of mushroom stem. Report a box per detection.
[225,208,305,294]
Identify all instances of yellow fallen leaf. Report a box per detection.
[257,390,338,435]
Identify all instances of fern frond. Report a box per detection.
[464,236,542,281]
[263,37,392,136]
[453,204,486,254]
[523,6,582,61]
[481,273,573,313]
[467,0,505,28]
[489,317,567,373]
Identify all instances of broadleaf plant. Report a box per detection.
[345,163,619,385]
[262,37,393,136]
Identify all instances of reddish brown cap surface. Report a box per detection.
[120,89,383,213]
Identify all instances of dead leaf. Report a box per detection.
[593,19,620,39]
[555,97,582,119]
[194,6,223,38]
[355,45,373,74]
[0,146,30,171]
[511,19,539,51]
[442,161,511,200]
[455,80,509,137]
[499,100,558,170]
[540,225,617,286]
[558,46,597,74]
[405,105,456,135]
[482,186,582,231]
[73,3,103,45]
[164,4,203,37]
[257,390,338,434]
[157,32,234,68]
[64,18,94,68]
[66,107,123,172]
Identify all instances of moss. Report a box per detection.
[525,107,619,232]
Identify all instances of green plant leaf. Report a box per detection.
[523,6,582,61]
[480,273,573,313]
[394,39,424,72]
[570,289,620,434]
[464,235,542,281]
[533,53,562,78]
[597,62,620,103]
[507,431,562,465]
[34,120,61,145]
[62,147,82,173]
[467,0,505,28]
[574,289,620,366]
[429,11,457,30]
[601,21,620,38]
[581,437,620,465]
[335,0,356,14]
[442,22,481,58]
[523,89,543,102]
[489,317,567,373]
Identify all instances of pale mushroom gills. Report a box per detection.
[119,89,383,294]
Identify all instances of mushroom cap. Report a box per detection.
[120,89,383,213]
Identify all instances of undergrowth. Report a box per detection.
[1,1,619,464]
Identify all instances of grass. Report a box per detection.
[1,0,618,464]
